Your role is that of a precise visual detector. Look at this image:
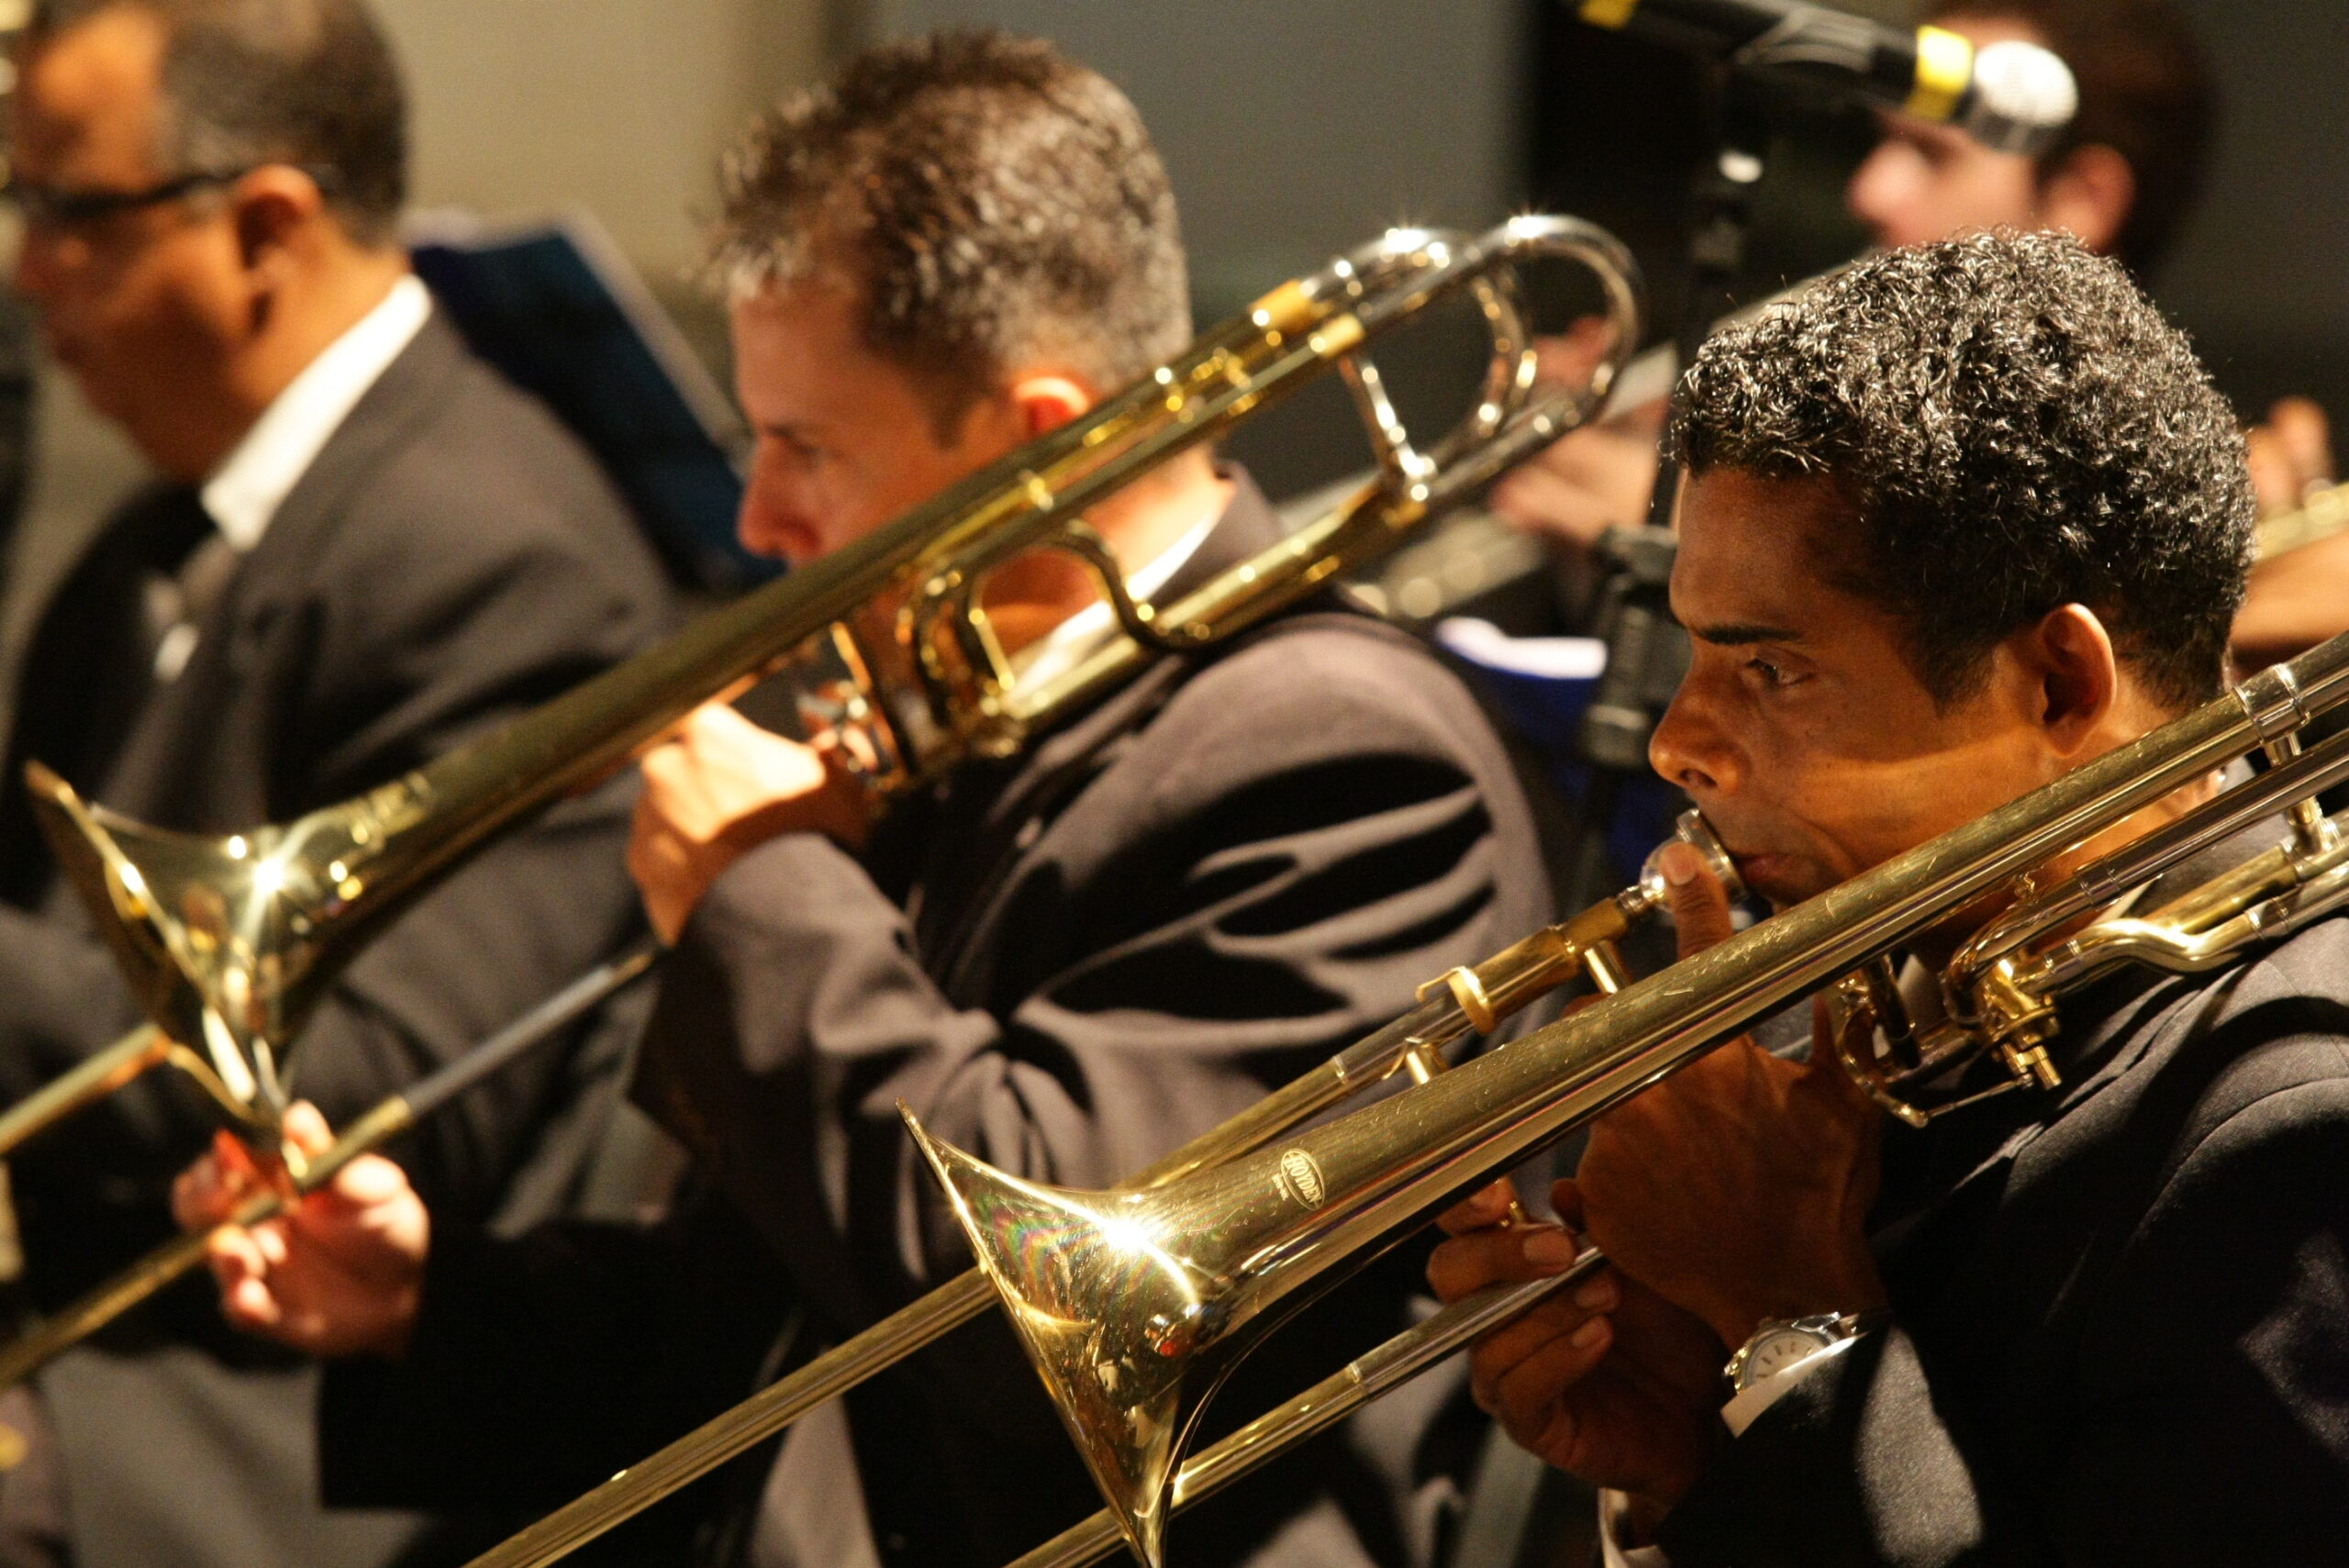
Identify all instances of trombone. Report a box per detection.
[4,214,1642,1147]
[461,817,1740,1568]
[906,634,2349,1568]
[0,217,1647,1381]
[477,637,2349,1568]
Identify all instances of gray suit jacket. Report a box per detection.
[322,476,1554,1567]
[0,313,676,1568]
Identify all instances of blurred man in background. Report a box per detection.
[0,1,674,1564]
[1845,0,2209,274]
[1494,0,2259,605]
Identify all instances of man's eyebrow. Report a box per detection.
[1688,620,1804,647]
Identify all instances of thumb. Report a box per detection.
[172,1150,230,1230]
[2269,395,2333,487]
[1657,841,1737,959]
[282,1101,335,1161]
[328,1152,414,1210]
[1547,1176,1588,1235]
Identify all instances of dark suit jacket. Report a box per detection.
[322,476,1554,1567]
[0,313,676,1568]
[1657,906,2349,1566]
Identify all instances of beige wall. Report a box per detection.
[376,0,830,283]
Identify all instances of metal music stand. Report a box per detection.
[407,208,765,595]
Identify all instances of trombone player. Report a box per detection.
[0,1,674,1562]
[177,32,1553,1568]
[1431,232,2349,1562]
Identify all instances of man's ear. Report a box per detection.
[1004,372,1095,439]
[229,165,328,280]
[2036,144,2136,259]
[2022,604,2121,756]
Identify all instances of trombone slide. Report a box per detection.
[0,1025,171,1160]
[0,946,662,1390]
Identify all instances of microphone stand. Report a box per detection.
[1558,75,1772,912]
[1456,75,1788,1568]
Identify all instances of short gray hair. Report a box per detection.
[711,31,1192,439]
[28,0,407,246]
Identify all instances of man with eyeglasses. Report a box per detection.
[0,3,674,1567]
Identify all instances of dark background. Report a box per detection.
[876,0,2349,501]
[17,0,2342,568]
[1525,0,2349,431]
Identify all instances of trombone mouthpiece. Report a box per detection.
[1630,810,1745,915]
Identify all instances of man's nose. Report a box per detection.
[1843,143,1912,237]
[1648,683,1737,798]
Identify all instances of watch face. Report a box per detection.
[1745,1327,1831,1382]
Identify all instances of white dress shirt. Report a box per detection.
[144,274,433,684]
[199,272,434,551]
[1597,1334,1866,1568]
[1006,502,1221,694]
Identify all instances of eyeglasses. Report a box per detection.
[0,167,254,229]
[0,163,340,230]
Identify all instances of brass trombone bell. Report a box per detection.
[455,810,1723,1568]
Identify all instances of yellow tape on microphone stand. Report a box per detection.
[1907,26,1975,123]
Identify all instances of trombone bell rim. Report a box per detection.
[903,1104,1208,1568]
[24,763,268,1122]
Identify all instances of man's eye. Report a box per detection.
[763,431,824,465]
[1745,656,1794,687]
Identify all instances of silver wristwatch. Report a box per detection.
[1724,1311,1883,1394]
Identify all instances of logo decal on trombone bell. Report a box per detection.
[1277,1148,1327,1208]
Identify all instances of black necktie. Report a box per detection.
[137,488,236,684]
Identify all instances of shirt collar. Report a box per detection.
[1010,503,1222,692]
[199,273,434,552]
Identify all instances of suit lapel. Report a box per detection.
[211,313,469,618]
[94,317,469,826]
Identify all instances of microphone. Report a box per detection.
[1574,0,2079,157]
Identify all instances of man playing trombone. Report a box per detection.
[1431,230,2349,1562]
[0,3,676,1563]
[176,32,1553,1568]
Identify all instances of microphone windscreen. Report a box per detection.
[1965,40,2080,157]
